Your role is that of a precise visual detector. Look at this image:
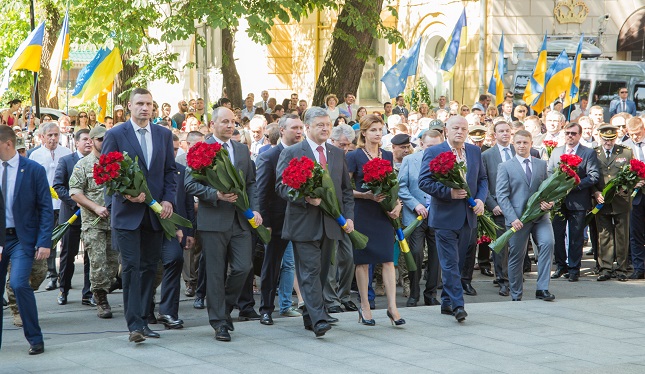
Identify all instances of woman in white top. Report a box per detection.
[325,94,340,124]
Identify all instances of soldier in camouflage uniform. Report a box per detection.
[69,126,118,318]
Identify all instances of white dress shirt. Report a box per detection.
[515,154,532,173]
[29,144,72,210]
[132,121,153,168]
[212,136,235,165]
[497,144,513,162]
[306,136,326,164]
[0,152,18,255]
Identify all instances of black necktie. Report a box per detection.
[606,150,611,159]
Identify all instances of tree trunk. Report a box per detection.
[113,50,138,107]
[221,27,242,108]
[312,0,383,106]
[38,1,61,108]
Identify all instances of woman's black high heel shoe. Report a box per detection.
[358,307,375,326]
[387,310,406,326]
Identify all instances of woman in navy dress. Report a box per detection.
[347,114,404,326]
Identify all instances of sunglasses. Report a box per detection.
[564,131,579,136]
[95,137,104,141]
[79,115,88,118]
[620,91,628,94]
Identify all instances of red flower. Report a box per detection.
[477,235,492,245]
[630,159,645,179]
[363,158,393,183]
[543,140,558,149]
[186,142,220,171]
[429,151,456,176]
[559,164,581,184]
[283,156,315,190]
[560,154,583,167]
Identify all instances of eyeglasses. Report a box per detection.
[564,131,579,136]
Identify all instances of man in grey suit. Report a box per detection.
[275,106,355,337]
[481,120,513,296]
[184,107,262,342]
[496,130,555,301]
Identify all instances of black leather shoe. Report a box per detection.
[369,299,375,310]
[157,314,184,329]
[425,298,441,306]
[45,279,57,291]
[629,272,645,280]
[536,290,555,301]
[617,274,628,282]
[193,297,205,309]
[498,284,510,297]
[57,292,68,305]
[406,297,418,307]
[327,306,343,314]
[312,321,331,337]
[512,298,521,301]
[462,283,477,296]
[326,315,339,324]
[453,307,467,322]
[142,326,160,338]
[260,313,273,325]
[342,301,358,312]
[28,343,44,355]
[568,273,579,282]
[585,248,594,256]
[238,309,261,321]
[440,304,453,315]
[215,326,231,341]
[82,296,97,307]
[147,312,157,324]
[129,330,146,343]
[551,268,568,279]
[597,274,611,281]
[480,268,494,277]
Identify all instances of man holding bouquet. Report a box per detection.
[418,116,488,322]
[496,130,555,301]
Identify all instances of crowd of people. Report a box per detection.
[1,84,644,353]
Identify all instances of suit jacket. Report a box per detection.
[184,138,258,232]
[609,98,637,116]
[337,102,360,121]
[496,157,549,226]
[275,140,354,241]
[255,143,286,234]
[482,144,516,212]
[621,138,645,204]
[392,106,409,118]
[13,157,55,250]
[593,145,633,214]
[53,152,81,225]
[101,120,177,231]
[398,151,428,226]
[547,144,600,211]
[174,163,195,242]
[418,141,488,230]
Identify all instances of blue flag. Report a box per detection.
[380,37,422,99]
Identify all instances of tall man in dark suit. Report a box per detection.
[0,125,54,354]
[257,114,303,325]
[481,120,513,296]
[548,122,600,282]
[419,116,488,322]
[53,129,93,306]
[276,106,355,337]
[391,95,409,118]
[184,107,262,342]
[102,88,177,343]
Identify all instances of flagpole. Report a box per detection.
[29,0,40,117]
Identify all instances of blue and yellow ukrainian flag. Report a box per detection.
[70,47,123,106]
[564,35,584,108]
[380,37,422,99]
[0,21,46,93]
[533,50,572,113]
[47,10,70,102]
[523,33,547,110]
[487,34,505,105]
[440,8,467,81]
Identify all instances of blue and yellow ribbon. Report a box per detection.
[67,209,81,224]
[243,208,259,229]
[395,228,410,253]
[336,215,349,231]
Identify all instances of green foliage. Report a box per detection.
[0,4,33,100]
[404,79,432,112]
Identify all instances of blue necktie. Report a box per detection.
[524,159,532,182]
[503,148,511,162]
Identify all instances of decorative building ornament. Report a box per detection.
[554,0,589,24]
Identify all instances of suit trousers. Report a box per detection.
[552,207,586,276]
[46,210,60,279]
[200,219,253,329]
[158,237,184,319]
[435,225,473,309]
[0,234,44,348]
[477,243,491,270]
[259,234,290,315]
[492,214,509,285]
[508,218,554,300]
[323,234,355,308]
[195,248,207,298]
[597,212,630,276]
[58,224,91,298]
[460,227,478,283]
[293,237,334,327]
[630,198,645,273]
[114,216,163,332]
[407,223,439,301]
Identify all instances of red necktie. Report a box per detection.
[317,145,327,169]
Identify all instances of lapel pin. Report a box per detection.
[20,169,24,173]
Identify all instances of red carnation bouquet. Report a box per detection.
[282,156,368,251]
[490,154,582,253]
[543,140,559,158]
[428,151,500,245]
[186,141,271,244]
[362,157,416,271]
[93,151,193,239]
[586,158,645,223]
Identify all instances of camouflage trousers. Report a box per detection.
[81,227,119,292]
[6,258,48,315]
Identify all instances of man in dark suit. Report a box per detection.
[481,120,513,296]
[53,129,93,306]
[548,122,600,282]
[391,95,409,118]
[184,106,261,342]
[276,106,355,337]
[257,114,303,325]
[0,124,54,354]
[419,115,488,322]
[102,88,177,343]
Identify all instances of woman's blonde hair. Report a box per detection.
[357,114,384,148]
[325,94,338,107]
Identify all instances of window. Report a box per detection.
[635,84,645,113]
[593,80,627,107]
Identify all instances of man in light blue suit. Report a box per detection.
[398,129,443,307]
[609,87,636,117]
[496,130,555,301]
[418,116,488,322]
